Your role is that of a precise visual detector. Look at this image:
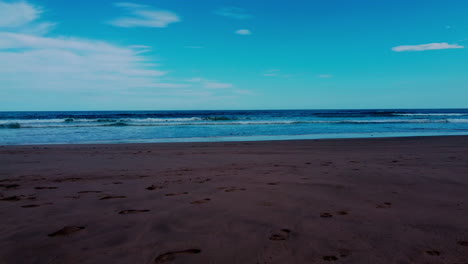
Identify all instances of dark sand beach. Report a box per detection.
[1,136,468,264]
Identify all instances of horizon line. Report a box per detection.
[1,107,468,112]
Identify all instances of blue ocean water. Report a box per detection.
[1,109,468,145]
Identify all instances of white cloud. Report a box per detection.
[109,2,180,28]
[392,43,464,52]
[0,13,181,91]
[188,78,233,89]
[204,82,233,89]
[235,29,252,35]
[0,32,175,92]
[0,1,54,35]
[0,1,39,27]
[129,45,151,49]
[318,74,333,78]
[0,1,249,110]
[19,22,56,35]
[128,45,152,54]
[0,32,131,53]
[214,7,252,20]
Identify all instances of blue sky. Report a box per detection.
[0,0,467,110]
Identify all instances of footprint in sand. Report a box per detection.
[337,211,348,215]
[146,185,164,191]
[320,213,333,218]
[100,195,126,200]
[154,249,201,263]
[21,202,52,208]
[323,256,339,261]
[425,250,441,256]
[217,187,246,192]
[48,226,85,237]
[269,229,291,241]
[165,192,188,197]
[119,209,150,214]
[1,196,21,202]
[376,202,392,209]
[190,198,211,205]
[196,178,211,184]
[21,204,40,208]
[78,191,102,194]
[457,241,468,246]
[53,177,82,183]
[225,188,246,192]
[267,182,279,185]
[35,186,58,190]
[0,184,20,189]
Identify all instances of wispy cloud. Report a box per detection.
[128,45,152,54]
[0,1,54,34]
[188,78,233,89]
[0,1,252,110]
[235,29,252,35]
[0,1,244,101]
[0,32,175,91]
[0,1,39,27]
[262,69,295,78]
[214,7,253,20]
[263,69,280,76]
[108,2,181,28]
[392,43,464,52]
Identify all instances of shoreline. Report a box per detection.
[1,136,468,263]
[2,133,468,147]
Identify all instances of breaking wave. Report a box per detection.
[2,118,468,129]
[0,123,21,129]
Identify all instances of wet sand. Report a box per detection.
[1,136,468,264]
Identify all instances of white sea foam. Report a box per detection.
[394,113,466,116]
[4,118,468,129]
[447,119,468,123]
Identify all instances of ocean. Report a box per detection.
[1,109,468,145]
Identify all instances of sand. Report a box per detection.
[1,136,468,264]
